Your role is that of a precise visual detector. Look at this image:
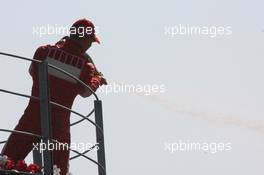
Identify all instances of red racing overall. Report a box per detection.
[1,38,102,175]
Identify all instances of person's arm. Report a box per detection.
[79,62,103,97]
[29,46,49,76]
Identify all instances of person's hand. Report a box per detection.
[84,62,96,76]
[93,75,107,86]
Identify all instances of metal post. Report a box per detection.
[94,100,106,175]
[38,61,54,175]
[33,147,42,168]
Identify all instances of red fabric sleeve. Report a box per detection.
[78,62,102,96]
[29,45,49,77]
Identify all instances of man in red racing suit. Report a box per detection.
[1,19,105,175]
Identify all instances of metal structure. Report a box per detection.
[0,52,106,175]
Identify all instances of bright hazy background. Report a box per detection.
[1,0,264,174]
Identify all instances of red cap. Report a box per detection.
[71,18,100,44]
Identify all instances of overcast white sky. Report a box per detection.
[0,0,264,174]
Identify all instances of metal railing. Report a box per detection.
[0,52,106,175]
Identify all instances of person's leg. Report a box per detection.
[52,115,71,175]
[1,111,41,163]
